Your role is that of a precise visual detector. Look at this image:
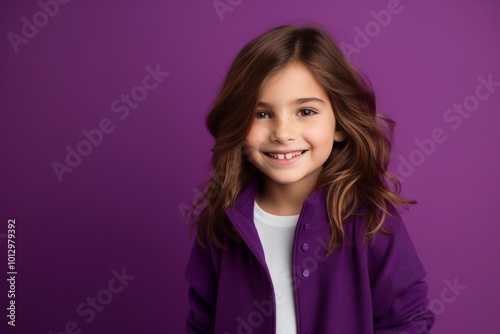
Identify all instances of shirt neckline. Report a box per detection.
[254,200,299,228]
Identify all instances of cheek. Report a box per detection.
[244,127,264,157]
[245,126,267,146]
[304,125,336,149]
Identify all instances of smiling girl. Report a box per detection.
[184,25,435,333]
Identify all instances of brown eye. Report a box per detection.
[256,111,270,119]
[297,108,316,116]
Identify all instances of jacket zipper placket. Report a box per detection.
[226,210,278,334]
[292,200,309,334]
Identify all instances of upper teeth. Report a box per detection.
[267,151,303,160]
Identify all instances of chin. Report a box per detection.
[264,173,307,186]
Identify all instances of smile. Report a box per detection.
[264,150,306,160]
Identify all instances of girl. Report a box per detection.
[184,25,435,333]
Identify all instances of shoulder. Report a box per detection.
[358,203,425,282]
[349,202,411,264]
[370,202,410,248]
[373,202,407,241]
[353,200,407,237]
[349,201,406,240]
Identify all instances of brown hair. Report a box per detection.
[187,24,415,254]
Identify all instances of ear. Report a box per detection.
[334,130,345,142]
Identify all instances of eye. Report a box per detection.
[256,111,270,119]
[297,108,317,117]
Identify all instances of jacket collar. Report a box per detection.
[225,178,328,265]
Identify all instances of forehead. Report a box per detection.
[258,62,328,103]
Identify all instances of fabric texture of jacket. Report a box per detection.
[185,179,435,333]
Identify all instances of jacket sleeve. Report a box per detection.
[368,207,436,333]
[184,234,219,334]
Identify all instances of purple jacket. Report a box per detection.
[185,179,435,333]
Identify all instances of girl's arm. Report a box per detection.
[368,207,436,333]
[184,234,219,334]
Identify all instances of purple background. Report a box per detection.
[1,0,499,333]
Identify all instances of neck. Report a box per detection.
[256,174,319,216]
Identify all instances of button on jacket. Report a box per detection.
[185,179,435,333]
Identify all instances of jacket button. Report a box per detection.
[303,222,311,230]
[302,269,310,278]
[302,243,309,251]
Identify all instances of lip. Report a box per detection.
[263,150,307,165]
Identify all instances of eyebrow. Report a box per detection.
[256,97,326,108]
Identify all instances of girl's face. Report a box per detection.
[244,62,343,190]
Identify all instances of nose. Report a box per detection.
[270,116,296,143]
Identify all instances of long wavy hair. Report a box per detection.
[188,24,415,254]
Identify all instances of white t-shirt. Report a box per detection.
[253,200,299,334]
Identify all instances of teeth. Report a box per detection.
[267,151,303,160]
